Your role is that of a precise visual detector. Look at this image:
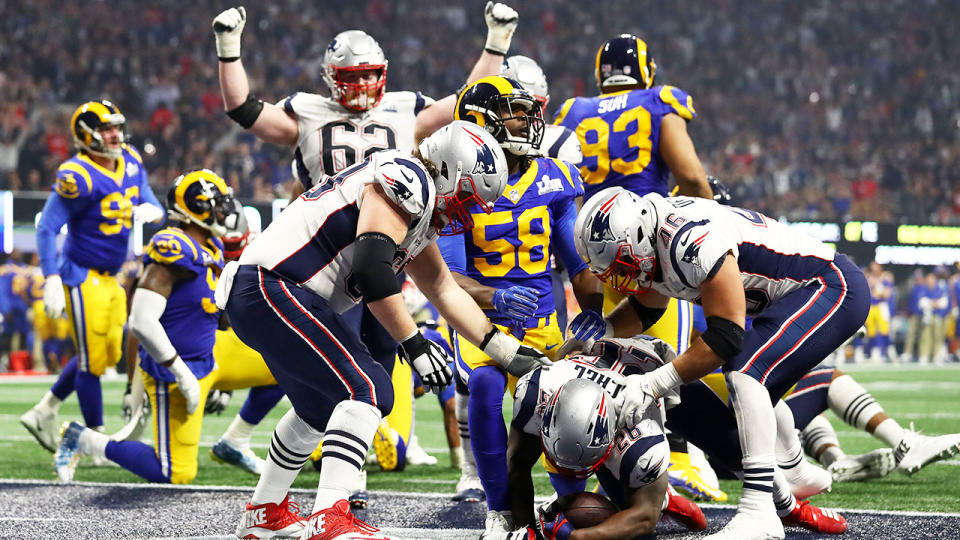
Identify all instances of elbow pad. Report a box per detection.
[352,232,401,303]
[628,296,667,330]
[700,316,745,362]
[226,94,264,129]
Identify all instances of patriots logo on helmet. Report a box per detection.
[328,38,340,52]
[381,172,413,202]
[589,211,616,243]
[591,401,610,447]
[472,142,499,175]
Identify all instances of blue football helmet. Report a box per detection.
[595,34,656,91]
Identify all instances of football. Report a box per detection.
[556,491,619,528]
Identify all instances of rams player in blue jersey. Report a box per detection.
[54,169,240,484]
[439,76,605,537]
[556,35,720,500]
[21,100,164,454]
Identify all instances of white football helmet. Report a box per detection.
[322,30,388,111]
[501,55,549,113]
[418,121,508,236]
[575,187,659,294]
[540,379,615,478]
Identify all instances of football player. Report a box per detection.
[54,169,239,485]
[500,337,845,540]
[858,262,897,363]
[573,188,869,540]
[218,123,550,540]
[440,75,605,535]
[211,3,521,493]
[21,100,164,453]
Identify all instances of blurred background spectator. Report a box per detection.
[0,0,958,223]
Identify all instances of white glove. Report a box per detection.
[614,373,658,430]
[43,274,66,319]
[484,2,519,55]
[481,328,552,377]
[167,357,201,414]
[399,332,454,393]
[212,6,246,60]
[133,203,165,224]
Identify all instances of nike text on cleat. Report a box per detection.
[895,428,960,475]
[661,485,707,531]
[668,452,728,502]
[781,500,847,534]
[212,439,265,475]
[20,407,58,453]
[299,500,389,540]
[703,508,784,540]
[235,494,306,539]
[827,448,895,482]
[54,421,85,483]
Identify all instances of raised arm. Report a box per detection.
[660,114,712,199]
[213,7,299,147]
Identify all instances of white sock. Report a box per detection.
[773,400,805,473]
[456,390,478,477]
[873,418,906,449]
[222,414,257,448]
[79,427,110,458]
[772,469,798,517]
[38,391,62,415]
[252,408,323,505]
[828,374,884,430]
[801,415,843,466]
[314,400,381,512]
[726,371,776,513]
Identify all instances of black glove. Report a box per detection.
[205,389,233,415]
[399,332,454,393]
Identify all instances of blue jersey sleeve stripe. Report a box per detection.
[294,147,314,190]
[283,93,299,114]
[393,157,430,209]
[668,221,709,289]
[511,369,542,429]
[548,129,574,161]
[414,92,427,115]
[619,432,665,483]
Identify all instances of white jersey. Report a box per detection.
[537,124,582,165]
[512,337,672,489]
[279,91,435,188]
[645,194,837,315]
[241,150,437,314]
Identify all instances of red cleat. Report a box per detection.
[661,485,708,531]
[301,499,391,540]
[782,499,847,534]
[235,493,307,539]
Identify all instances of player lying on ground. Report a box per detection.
[499,337,846,540]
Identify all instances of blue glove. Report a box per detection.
[539,502,575,540]
[492,286,539,321]
[568,309,608,342]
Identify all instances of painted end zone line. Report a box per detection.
[2,478,959,517]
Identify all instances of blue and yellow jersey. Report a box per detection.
[138,227,224,382]
[439,157,587,328]
[554,85,696,201]
[53,144,150,276]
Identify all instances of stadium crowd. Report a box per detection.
[0,0,958,223]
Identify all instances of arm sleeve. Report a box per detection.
[552,199,588,279]
[37,195,71,276]
[139,178,162,209]
[436,233,467,275]
[129,287,177,362]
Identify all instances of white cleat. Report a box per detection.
[20,407,58,453]
[784,459,832,499]
[704,508,784,540]
[895,427,960,475]
[479,510,513,540]
[828,448,896,482]
[453,470,485,503]
[404,436,438,466]
[210,439,265,475]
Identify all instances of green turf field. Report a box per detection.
[1,364,958,512]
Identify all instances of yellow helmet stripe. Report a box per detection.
[594,43,604,88]
[635,38,651,88]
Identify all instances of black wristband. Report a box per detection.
[479,327,500,350]
[124,382,132,394]
[484,47,506,56]
[218,56,240,63]
[226,94,264,129]
[400,332,427,356]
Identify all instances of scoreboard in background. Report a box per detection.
[784,220,960,271]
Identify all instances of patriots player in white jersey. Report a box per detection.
[500,337,846,540]
[571,189,869,540]
[217,122,551,540]
[211,2,520,483]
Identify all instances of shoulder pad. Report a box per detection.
[373,156,431,218]
[54,161,93,200]
[122,144,144,164]
[610,418,669,488]
[144,229,201,272]
[659,214,729,289]
[656,85,696,121]
[552,97,578,126]
[511,368,545,434]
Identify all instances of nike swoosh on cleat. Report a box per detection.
[545,344,557,350]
